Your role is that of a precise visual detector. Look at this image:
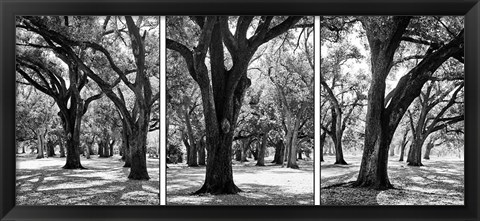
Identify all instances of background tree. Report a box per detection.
[406,79,463,166]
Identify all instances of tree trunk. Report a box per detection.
[256,132,267,166]
[47,139,55,157]
[109,140,114,157]
[241,138,249,162]
[22,144,26,154]
[99,140,109,158]
[283,110,294,168]
[121,121,131,167]
[188,142,198,167]
[407,136,426,166]
[398,130,409,162]
[193,68,249,195]
[325,89,347,165]
[320,130,326,162]
[59,139,66,157]
[423,141,434,160]
[84,136,93,160]
[62,127,84,169]
[198,139,206,165]
[399,144,406,161]
[85,144,90,159]
[182,132,198,167]
[353,64,395,189]
[272,139,285,164]
[36,129,44,159]
[128,124,150,180]
[286,117,300,169]
[298,149,303,160]
[183,103,198,167]
[98,141,103,157]
[353,17,412,190]
[234,143,242,161]
[61,92,85,169]
[389,145,395,157]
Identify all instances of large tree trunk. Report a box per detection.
[195,75,247,195]
[62,126,84,169]
[256,132,267,166]
[353,17,412,190]
[128,124,150,180]
[61,66,86,169]
[62,105,85,169]
[353,59,395,189]
[193,67,250,195]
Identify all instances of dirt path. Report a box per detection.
[16,154,159,205]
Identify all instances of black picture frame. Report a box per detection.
[1,0,479,220]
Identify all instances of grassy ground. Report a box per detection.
[16,153,159,205]
[320,155,464,205]
[167,157,314,205]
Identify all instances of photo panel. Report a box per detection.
[165,16,315,205]
[15,16,160,205]
[319,16,465,205]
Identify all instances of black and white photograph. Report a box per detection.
[166,16,315,205]
[320,16,465,205]
[15,16,160,205]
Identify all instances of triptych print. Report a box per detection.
[15,16,464,206]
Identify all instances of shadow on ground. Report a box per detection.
[167,158,314,205]
[16,153,159,205]
[320,155,464,205]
